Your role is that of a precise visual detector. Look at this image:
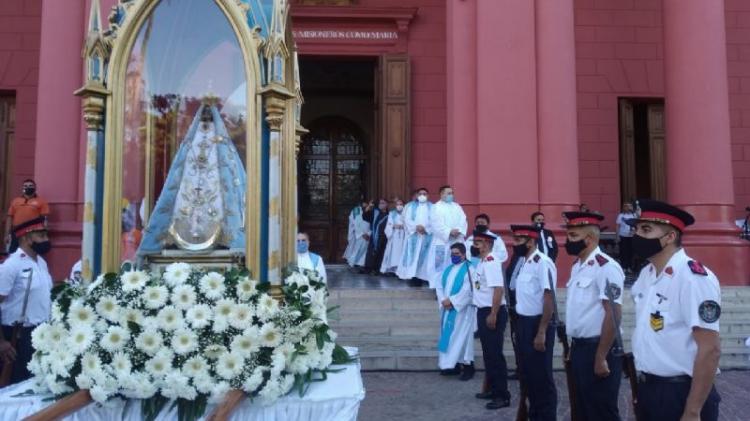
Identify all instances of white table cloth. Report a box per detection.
[0,349,365,421]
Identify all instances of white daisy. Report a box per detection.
[198,272,226,300]
[120,307,144,326]
[212,299,234,332]
[215,351,244,380]
[81,352,102,375]
[75,373,94,390]
[67,324,95,355]
[256,294,279,321]
[185,304,212,329]
[135,329,164,355]
[109,351,132,376]
[171,328,198,355]
[48,349,76,377]
[162,371,196,400]
[170,284,197,310]
[182,355,209,378]
[193,373,218,394]
[236,277,259,301]
[259,322,282,348]
[101,325,130,352]
[156,305,184,331]
[242,369,266,393]
[95,295,120,322]
[204,344,227,360]
[163,262,191,287]
[230,330,260,357]
[46,324,67,347]
[145,352,173,379]
[229,303,254,330]
[121,270,148,292]
[143,285,169,310]
[30,323,50,350]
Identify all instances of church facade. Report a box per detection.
[1,0,749,284]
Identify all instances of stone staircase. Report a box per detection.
[328,286,750,371]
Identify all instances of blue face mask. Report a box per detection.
[451,255,463,265]
[297,241,309,254]
[444,194,454,203]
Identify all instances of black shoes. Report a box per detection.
[459,363,475,381]
[440,364,461,376]
[475,391,494,400]
[486,397,511,410]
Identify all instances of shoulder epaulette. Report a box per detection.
[595,254,608,267]
[688,260,708,276]
[533,254,540,263]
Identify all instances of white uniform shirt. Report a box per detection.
[515,250,555,317]
[465,231,508,263]
[565,247,625,338]
[631,249,721,377]
[472,255,506,308]
[616,213,636,237]
[297,252,327,283]
[0,249,53,326]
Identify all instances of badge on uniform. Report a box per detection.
[605,283,621,300]
[475,280,480,290]
[650,311,664,332]
[698,300,721,323]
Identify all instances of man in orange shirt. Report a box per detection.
[4,180,49,253]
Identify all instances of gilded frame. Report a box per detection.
[101,0,263,275]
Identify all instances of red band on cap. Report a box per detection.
[14,223,45,237]
[639,211,686,231]
[514,230,539,239]
[567,217,601,227]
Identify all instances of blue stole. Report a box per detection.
[401,202,433,269]
[438,262,470,353]
[309,252,320,269]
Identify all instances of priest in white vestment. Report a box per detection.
[348,202,371,269]
[296,232,326,283]
[342,203,363,262]
[396,189,433,281]
[436,242,476,380]
[380,198,407,274]
[428,185,467,288]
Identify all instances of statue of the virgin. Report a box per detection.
[137,98,246,255]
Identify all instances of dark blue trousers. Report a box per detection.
[1,325,35,385]
[570,338,622,421]
[477,306,510,400]
[636,378,720,421]
[517,315,557,421]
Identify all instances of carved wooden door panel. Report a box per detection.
[378,55,410,201]
[299,117,367,262]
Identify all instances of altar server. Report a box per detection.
[380,198,407,275]
[436,243,476,380]
[0,216,53,385]
[465,214,508,264]
[363,198,389,274]
[396,188,433,282]
[296,232,327,283]
[347,201,371,269]
[428,185,467,288]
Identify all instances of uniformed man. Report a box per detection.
[471,229,511,410]
[563,211,625,421]
[0,216,54,385]
[628,199,721,421]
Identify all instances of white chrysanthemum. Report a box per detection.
[145,352,173,379]
[216,351,244,380]
[45,323,67,348]
[286,272,310,288]
[141,316,159,331]
[95,295,120,322]
[171,328,198,355]
[171,284,197,310]
[289,352,313,375]
[67,324,95,355]
[120,307,144,326]
[135,329,164,355]
[47,376,73,396]
[183,355,209,378]
[270,349,287,374]
[242,369,266,393]
[101,325,130,352]
[121,270,148,292]
[259,322,282,348]
[229,303,254,330]
[256,294,279,321]
[31,324,50,350]
[212,299,234,332]
[231,330,261,357]
[208,380,231,403]
[204,344,227,360]
[143,285,169,310]
[110,351,132,376]
[258,376,283,404]
[164,262,191,287]
[193,373,218,394]
[236,277,259,301]
[198,272,226,300]
[81,352,102,375]
[48,348,77,377]
[120,371,157,399]
[162,371,197,400]
[185,304,212,329]
[75,373,93,390]
[156,305,184,331]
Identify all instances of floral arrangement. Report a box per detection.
[27,263,352,421]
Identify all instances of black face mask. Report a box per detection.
[564,239,587,256]
[512,243,529,257]
[23,187,35,196]
[31,240,51,256]
[475,224,488,233]
[632,234,665,260]
[535,222,545,229]
[470,246,480,257]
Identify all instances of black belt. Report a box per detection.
[571,336,600,346]
[637,372,692,384]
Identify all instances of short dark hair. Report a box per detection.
[297,232,310,240]
[531,211,544,221]
[450,242,466,255]
[475,213,490,224]
[415,187,428,194]
[439,185,452,194]
[22,179,35,185]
